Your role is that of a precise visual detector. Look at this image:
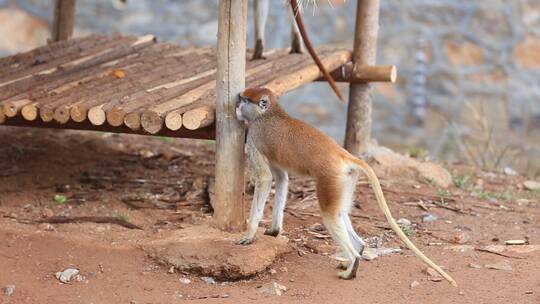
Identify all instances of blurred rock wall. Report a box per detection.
[1,0,539,172]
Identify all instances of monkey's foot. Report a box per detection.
[337,261,349,270]
[338,257,360,280]
[236,236,256,245]
[263,228,280,237]
[252,39,266,60]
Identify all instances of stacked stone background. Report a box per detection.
[0,0,539,175]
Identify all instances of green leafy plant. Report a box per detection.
[437,189,452,197]
[54,194,67,205]
[453,173,471,190]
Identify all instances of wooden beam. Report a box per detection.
[213,0,248,232]
[316,63,396,83]
[344,0,380,155]
[1,116,215,139]
[51,0,76,42]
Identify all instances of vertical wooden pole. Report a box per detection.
[51,0,76,42]
[344,0,380,155]
[214,0,248,231]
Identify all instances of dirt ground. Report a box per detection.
[0,127,539,304]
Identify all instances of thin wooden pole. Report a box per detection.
[214,0,247,231]
[344,0,380,155]
[51,0,76,42]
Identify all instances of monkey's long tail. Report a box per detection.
[290,0,345,102]
[350,156,458,287]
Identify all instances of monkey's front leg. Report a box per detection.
[264,166,288,237]
[252,0,269,60]
[236,146,272,245]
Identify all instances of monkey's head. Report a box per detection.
[236,87,277,122]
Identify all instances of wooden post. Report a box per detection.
[344,0,380,155]
[214,0,247,231]
[51,0,76,42]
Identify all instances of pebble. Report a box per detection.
[523,180,540,191]
[468,263,482,269]
[269,269,277,275]
[179,277,191,284]
[485,260,513,271]
[201,277,216,284]
[258,282,287,296]
[409,280,420,288]
[503,167,517,176]
[55,268,80,283]
[361,247,402,261]
[3,285,15,296]
[397,218,412,227]
[168,266,175,273]
[505,239,527,245]
[452,232,471,244]
[420,213,438,223]
[42,207,54,218]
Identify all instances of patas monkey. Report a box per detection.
[235,87,457,286]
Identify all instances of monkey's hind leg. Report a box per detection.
[264,166,289,237]
[252,0,269,60]
[317,179,360,279]
[322,213,361,279]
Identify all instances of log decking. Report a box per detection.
[0,34,351,139]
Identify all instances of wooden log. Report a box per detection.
[144,49,304,133]
[164,111,183,131]
[344,0,380,155]
[109,59,217,128]
[92,53,217,127]
[84,48,217,127]
[182,106,215,130]
[264,49,351,95]
[316,63,397,83]
[0,34,108,79]
[70,44,190,123]
[0,34,121,88]
[162,49,346,131]
[3,116,215,140]
[21,102,39,121]
[0,35,151,100]
[0,41,152,117]
[213,0,247,232]
[51,0,76,42]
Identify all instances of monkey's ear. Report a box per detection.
[259,95,269,110]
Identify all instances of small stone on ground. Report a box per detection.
[258,282,287,296]
[421,213,438,222]
[201,277,216,284]
[523,180,540,191]
[3,285,15,296]
[179,277,191,284]
[55,268,80,283]
[469,263,482,269]
[485,260,513,271]
[397,218,412,227]
[361,247,402,261]
[410,280,420,288]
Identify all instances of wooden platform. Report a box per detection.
[0,34,351,139]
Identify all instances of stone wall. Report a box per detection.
[1,0,539,174]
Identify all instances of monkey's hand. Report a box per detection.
[236,236,256,245]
